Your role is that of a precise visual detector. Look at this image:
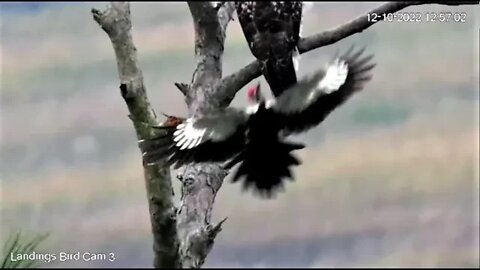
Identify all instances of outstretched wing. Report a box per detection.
[235,1,303,96]
[139,108,250,168]
[269,46,376,134]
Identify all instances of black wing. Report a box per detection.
[139,109,249,169]
[270,46,376,134]
[235,1,303,97]
[139,105,305,199]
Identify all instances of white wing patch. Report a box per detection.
[173,119,206,150]
[265,99,276,109]
[244,104,260,115]
[318,59,349,94]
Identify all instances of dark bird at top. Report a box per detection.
[235,1,303,97]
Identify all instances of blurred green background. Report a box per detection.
[1,2,479,268]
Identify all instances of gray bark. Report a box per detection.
[91,1,476,268]
[175,2,235,268]
[91,3,180,268]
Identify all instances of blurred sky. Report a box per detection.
[1,2,479,268]
[0,2,67,12]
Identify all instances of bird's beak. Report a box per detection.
[160,112,171,118]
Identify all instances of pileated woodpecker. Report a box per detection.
[235,1,303,97]
[139,47,376,197]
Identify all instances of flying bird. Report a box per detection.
[235,1,303,97]
[139,47,376,197]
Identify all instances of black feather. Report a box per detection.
[235,1,303,97]
[229,139,303,198]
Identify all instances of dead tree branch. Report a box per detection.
[297,1,478,52]
[219,1,478,103]
[91,2,180,268]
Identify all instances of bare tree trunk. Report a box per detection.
[91,3,180,268]
[91,1,477,268]
[175,3,235,267]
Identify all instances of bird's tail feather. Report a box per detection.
[226,139,305,198]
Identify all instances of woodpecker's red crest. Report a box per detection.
[247,85,257,100]
[247,82,262,103]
